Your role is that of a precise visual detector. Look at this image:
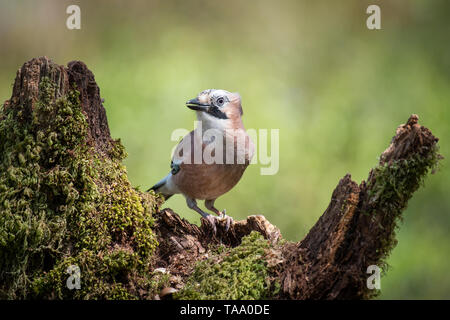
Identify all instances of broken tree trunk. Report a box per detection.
[0,57,442,300]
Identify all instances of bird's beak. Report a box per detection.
[186,98,210,111]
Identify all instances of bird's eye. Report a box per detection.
[216,97,225,106]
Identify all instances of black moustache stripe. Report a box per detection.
[207,106,228,119]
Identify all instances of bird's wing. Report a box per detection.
[171,130,201,172]
[170,129,253,200]
[171,129,255,168]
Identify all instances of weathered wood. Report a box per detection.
[151,115,440,299]
[1,57,441,300]
[279,114,440,299]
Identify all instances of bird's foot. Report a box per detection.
[217,210,233,231]
[204,214,218,234]
[203,211,233,233]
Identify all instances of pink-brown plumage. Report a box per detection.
[149,89,254,229]
[173,130,251,200]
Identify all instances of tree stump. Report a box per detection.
[0,57,442,300]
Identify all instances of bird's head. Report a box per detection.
[186,89,244,129]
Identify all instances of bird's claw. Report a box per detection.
[204,214,218,234]
[204,211,233,233]
[217,210,233,232]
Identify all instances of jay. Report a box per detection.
[149,89,254,230]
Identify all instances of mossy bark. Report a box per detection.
[0,57,161,299]
[0,57,442,300]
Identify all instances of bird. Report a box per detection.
[148,89,254,231]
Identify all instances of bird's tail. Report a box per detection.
[147,173,174,201]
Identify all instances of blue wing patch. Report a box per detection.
[171,161,180,175]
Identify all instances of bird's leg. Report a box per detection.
[186,197,209,218]
[205,199,233,231]
[204,199,222,216]
[186,197,217,233]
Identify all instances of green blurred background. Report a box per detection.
[0,0,448,299]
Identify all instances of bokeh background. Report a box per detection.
[0,0,449,299]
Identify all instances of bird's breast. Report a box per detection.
[171,128,253,200]
[173,163,248,200]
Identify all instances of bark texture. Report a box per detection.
[9,57,115,155]
[0,57,442,300]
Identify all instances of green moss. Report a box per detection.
[0,77,162,299]
[175,231,280,300]
[363,144,442,276]
[368,146,441,212]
